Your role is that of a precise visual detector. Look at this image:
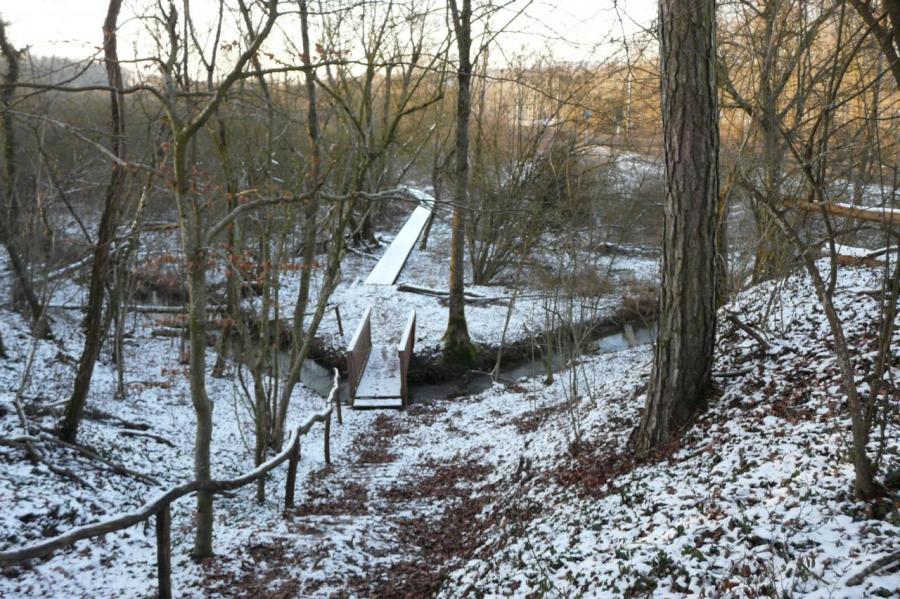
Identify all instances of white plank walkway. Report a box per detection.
[353,344,403,408]
[353,397,403,409]
[364,202,433,285]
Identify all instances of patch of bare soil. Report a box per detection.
[292,480,369,516]
[510,402,565,434]
[382,459,494,503]
[550,436,684,499]
[355,414,409,464]
[195,539,303,598]
[350,458,498,598]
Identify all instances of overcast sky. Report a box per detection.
[2,0,657,67]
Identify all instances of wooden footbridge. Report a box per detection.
[346,195,432,409]
[347,196,434,409]
[346,308,416,409]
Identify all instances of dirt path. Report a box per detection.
[197,402,505,598]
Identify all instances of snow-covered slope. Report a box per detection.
[437,264,900,597]
[1,263,897,597]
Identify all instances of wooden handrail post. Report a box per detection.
[398,310,416,407]
[334,305,344,337]
[156,504,172,599]
[324,412,332,465]
[284,434,301,510]
[333,368,343,425]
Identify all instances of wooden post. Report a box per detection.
[334,377,343,426]
[284,434,300,510]
[156,504,172,599]
[334,305,344,337]
[324,413,331,465]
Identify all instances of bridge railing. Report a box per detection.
[346,307,372,401]
[397,310,416,406]
[0,372,341,599]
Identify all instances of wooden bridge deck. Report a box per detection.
[353,345,403,408]
[364,200,433,286]
[346,309,416,409]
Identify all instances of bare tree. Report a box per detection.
[58,0,127,443]
[0,19,51,339]
[633,0,719,452]
[150,0,282,556]
[443,0,478,365]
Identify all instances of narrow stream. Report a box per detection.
[406,324,657,404]
[141,297,655,404]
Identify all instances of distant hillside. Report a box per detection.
[18,54,129,87]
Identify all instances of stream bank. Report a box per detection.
[302,296,658,402]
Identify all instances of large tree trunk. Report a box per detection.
[58,0,127,442]
[443,0,476,366]
[633,0,719,453]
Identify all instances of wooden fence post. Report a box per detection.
[324,413,331,465]
[335,389,343,426]
[334,305,344,337]
[156,504,172,599]
[284,434,300,510]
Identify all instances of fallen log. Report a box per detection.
[846,549,900,586]
[788,199,900,227]
[828,244,892,267]
[150,328,183,338]
[396,283,494,302]
[48,303,228,315]
[396,283,485,298]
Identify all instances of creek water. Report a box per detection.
[300,324,658,403]
[143,295,655,404]
[404,323,657,404]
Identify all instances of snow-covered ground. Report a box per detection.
[438,263,900,597]
[0,299,340,595]
[2,258,898,597]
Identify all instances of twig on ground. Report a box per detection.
[34,431,159,485]
[725,312,772,351]
[846,549,900,586]
[713,367,754,378]
[117,429,177,447]
[0,435,97,490]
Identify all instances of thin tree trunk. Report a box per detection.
[271,0,323,449]
[634,0,719,453]
[0,20,20,231]
[210,120,240,377]
[186,238,214,556]
[443,0,476,366]
[59,0,126,442]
